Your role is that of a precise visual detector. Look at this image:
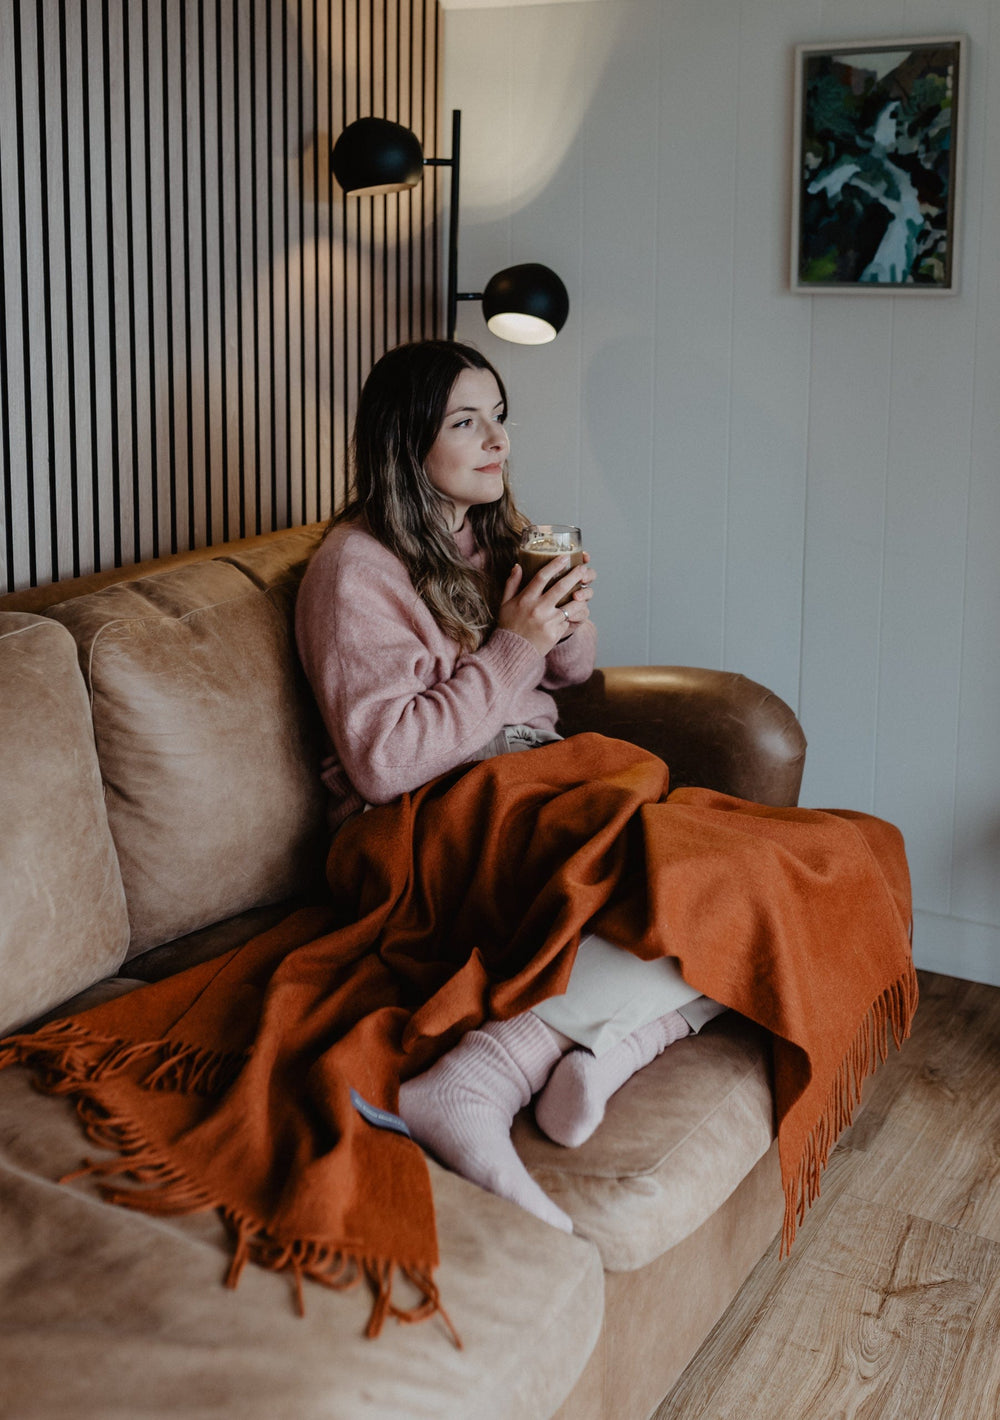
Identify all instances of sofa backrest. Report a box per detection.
[0,612,131,1034]
[45,533,329,957]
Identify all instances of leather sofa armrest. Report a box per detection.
[553,666,807,808]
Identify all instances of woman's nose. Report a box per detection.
[486,422,508,450]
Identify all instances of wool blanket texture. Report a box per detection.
[0,734,916,1340]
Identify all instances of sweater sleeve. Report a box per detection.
[540,618,597,690]
[295,528,548,805]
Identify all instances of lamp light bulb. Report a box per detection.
[486,311,558,345]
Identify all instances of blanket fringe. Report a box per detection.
[223,1214,461,1344]
[0,1019,246,1099]
[143,1039,248,1095]
[0,1021,458,1343]
[781,961,919,1254]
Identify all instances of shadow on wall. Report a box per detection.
[455,4,629,223]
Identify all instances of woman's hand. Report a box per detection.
[496,553,595,657]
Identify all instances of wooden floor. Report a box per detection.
[654,970,1000,1419]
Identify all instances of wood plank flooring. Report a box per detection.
[654,970,1000,1419]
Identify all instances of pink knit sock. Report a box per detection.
[398,1014,573,1232]
[534,1010,692,1148]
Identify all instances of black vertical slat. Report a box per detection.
[395,0,402,348]
[311,0,320,523]
[381,0,389,355]
[355,0,362,383]
[297,0,306,521]
[0,139,14,592]
[431,0,439,337]
[121,0,142,564]
[181,0,197,552]
[215,0,229,541]
[341,0,349,489]
[417,0,425,337]
[282,0,291,524]
[12,2,38,585]
[406,0,414,341]
[250,0,262,535]
[426,0,436,338]
[366,0,375,366]
[265,0,277,528]
[35,0,59,581]
[56,0,80,576]
[101,0,123,566]
[234,0,247,539]
[141,0,160,559]
[326,0,335,513]
[197,0,212,542]
[162,0,180,554]
[418,0,423,338]
[367,0,375,365]
[81,2,102,571]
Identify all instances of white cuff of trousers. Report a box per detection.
[531,931,725,1057]
[677,995,728,1034]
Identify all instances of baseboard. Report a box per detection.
[912,909,1000,989]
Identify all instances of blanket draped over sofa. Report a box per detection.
[0,735,916,1339]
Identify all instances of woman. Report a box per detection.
[296,340,720,1232]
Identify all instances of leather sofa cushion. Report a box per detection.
[120,901,298,982]
[218,525,324,591]
[0,613,130,1033]
[0,1064,603,1420]
[514,1012,776,1271]
[47,561,328,955]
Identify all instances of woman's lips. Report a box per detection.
[475,463,503,474]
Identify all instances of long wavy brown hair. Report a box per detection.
[330,340,528,653]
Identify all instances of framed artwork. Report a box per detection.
[790,35,966,294]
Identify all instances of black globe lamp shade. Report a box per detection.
[331,117,424,196]
[332,112,570,344]
[482,263,570,345]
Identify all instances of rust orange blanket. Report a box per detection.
[0,735,915,1338]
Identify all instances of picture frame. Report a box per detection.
[790,35,966,295]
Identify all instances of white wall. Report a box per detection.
[444,0,1000,987]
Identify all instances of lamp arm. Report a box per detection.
[421,109,462,341]
[447,110,461,341]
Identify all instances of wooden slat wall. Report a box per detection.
[0,0,441,592]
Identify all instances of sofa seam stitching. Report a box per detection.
[81,590,271,706]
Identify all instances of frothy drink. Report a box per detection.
[517,526,584,607]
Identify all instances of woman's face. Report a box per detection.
[424,367,509,531]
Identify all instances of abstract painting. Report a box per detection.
[791,36,965,293]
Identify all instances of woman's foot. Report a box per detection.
[398,1014,573,1232]
[535,1010,692,1148]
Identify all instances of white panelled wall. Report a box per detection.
[443,0,1000,986]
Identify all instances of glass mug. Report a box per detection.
[516,524,585,608]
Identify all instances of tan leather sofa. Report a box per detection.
[0,526,806,1420]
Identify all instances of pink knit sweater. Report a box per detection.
[295,519,597,826]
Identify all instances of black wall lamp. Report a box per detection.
[331,110,569,345]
